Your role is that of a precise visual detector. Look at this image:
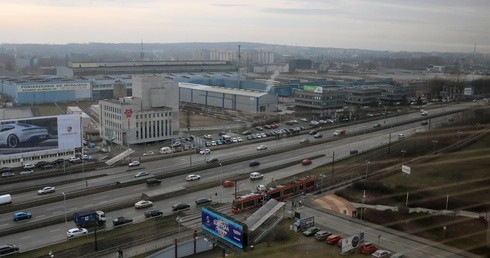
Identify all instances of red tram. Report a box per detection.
[232,176,317,213]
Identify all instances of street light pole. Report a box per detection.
[401,149,406,164]
[457,130,462,141]
[219,163,223,203]
[365,161,371,179]
[62,192,67,231]
[432,139,438,153]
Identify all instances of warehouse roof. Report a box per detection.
[179,82,269,97]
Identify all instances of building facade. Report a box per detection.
[98,75,179,146]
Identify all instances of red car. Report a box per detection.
[222,180,235,187]
[301,159,312,165]
[326,234,342,245]
[359,242,378,255]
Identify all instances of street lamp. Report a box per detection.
[442,225,447,241]
[432,139,438,153]
[219,163,223,203]
[401,149,406,164]
[365,161,371,179]
[457,130,462,141]
[62,192,67,231]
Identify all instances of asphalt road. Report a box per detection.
[0,102,479,252]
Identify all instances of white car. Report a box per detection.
[37,186,55,195]
[134,171,149,178]
[257,184,266,192]
[142,151,155,156]
[372,250,391,258]
[66,227,88,238]
[23,163,35,169]
[134,200,153,209]
[186,174,201,181]
[237,137,243,142]
[256,145,267,151]
[232,137,238,143]
[128,161,141,167]
[199,149,211,155]
[398,133,405,139]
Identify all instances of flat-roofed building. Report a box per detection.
[99,75,179,146]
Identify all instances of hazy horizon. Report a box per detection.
[1,0,489,53]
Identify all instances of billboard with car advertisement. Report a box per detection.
[201,207,248,249]
[0,114,81,156]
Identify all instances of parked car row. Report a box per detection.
[304,228,401,257]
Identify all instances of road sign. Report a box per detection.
[402,165,411,175]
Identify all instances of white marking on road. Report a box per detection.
[50,229,60,233]
[93,195,108,201]
[20,235,32,239]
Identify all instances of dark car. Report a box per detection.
[0,167,13,173]
[421,120,429,125]
[350,149,359,155]
[172,203,191,211]
[303,226,321,236]
[195,198,212,206]
[113,216,133,226]
[35,161,49,168]
[207,157,219,164]
[13,211,32,221]
[249,160,261,167]
[1,172,15,178]
[146,178,162,186]
[144,209,163,218]
[0,244,19,255]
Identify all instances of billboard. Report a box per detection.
[303,85,323,93]
[201,207,247,249]
[0,114,81,156]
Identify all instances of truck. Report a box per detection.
[73,210,106,227]
[0,194,12,205]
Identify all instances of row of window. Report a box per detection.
[0,150,73,167]
[135,120,172,140]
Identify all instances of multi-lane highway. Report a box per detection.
[0,102,480,252]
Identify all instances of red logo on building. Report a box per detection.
[124,108,133,118]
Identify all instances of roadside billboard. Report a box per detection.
[341,232,364,254]
[0,114,81,156]
[201,207,248,250]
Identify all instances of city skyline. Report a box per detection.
[1,0,489,53]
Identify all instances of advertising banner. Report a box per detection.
[303,85,323,93]
[201,208,246,249]
[0,114,81,156]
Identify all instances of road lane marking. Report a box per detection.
[20,235,31,239]
[50,229,60,233]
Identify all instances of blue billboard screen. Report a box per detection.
[201,208,245,249]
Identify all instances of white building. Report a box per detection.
[98,75,179,146]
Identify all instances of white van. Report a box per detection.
[159,147,172,154]
[250,172,264,180]
[0,194,12,205]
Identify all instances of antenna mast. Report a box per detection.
[237,45,241,89]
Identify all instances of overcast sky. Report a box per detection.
[1,0,489,53]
